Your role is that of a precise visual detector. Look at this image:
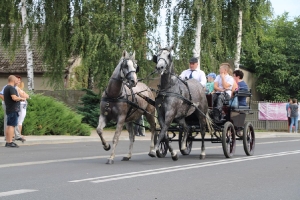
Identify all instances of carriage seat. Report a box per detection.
[230,89,252,111]
[206,93,230,107]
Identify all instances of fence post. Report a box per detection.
[266,120,269,130]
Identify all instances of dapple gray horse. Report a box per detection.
[96,50,156,164]
[148,46,211,160]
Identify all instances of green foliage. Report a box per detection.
[76,89,118,128]
[73,0,159,92]
[76,89,100,128]
[69,64,89,89]
[0,94,91,136]
[168,0,271,74]
[243,14,300,100]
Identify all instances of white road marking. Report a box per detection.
[0,154,139,169]
[0,139,299,169]
[68,150,300,183]
[0,189,38,197]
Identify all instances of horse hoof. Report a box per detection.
[200,154,206,160]
[106,159,114,164]
[172,154,178,161]
[122,157,131,161]
[181,147,187,151]
[156,150,164,158]
[148,152,156,158]
[103,144,111,151]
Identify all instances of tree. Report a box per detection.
[1,0,161,92]
[171,0,225,73]
[21,0,34,91]
[249,14,300,100]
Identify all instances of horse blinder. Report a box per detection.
[152,55,158,64]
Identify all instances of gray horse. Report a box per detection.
[96,50,156,164]
[149,46,211,160]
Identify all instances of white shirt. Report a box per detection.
[179,69,207,87]
[214,74,234,96]
[0,85,7,104]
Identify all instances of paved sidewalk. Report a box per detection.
[1,130,300,146]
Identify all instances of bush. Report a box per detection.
[0,94,91,136]
[76,89,116,128]
[76,89,100,128]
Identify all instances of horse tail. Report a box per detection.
[206,111,213,135]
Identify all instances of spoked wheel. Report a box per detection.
[178,131,193,155]
[243,122,255,156]
[222,122,236,158]
[155,132,168,158]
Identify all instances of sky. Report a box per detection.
[270,0,300,17]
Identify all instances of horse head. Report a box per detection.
[152,45,174,75]
[120,50,140,88]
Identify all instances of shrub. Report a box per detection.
[0,94,91,136]
[76,89,100,128]
[76,89,116,128]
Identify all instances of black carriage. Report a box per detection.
[156,89,255,158]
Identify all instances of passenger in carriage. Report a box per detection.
[232,69,249,106]
[205,73,216,94]
[212,63,234,121]
[228,68,238,107]
[179,57,207,87]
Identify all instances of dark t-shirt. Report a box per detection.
[4,85,20,114]
[237,81,249,106]
[290,104,298,117]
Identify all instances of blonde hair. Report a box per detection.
[19,82,25,90]
[228,68,233,76]
[220,63,231,72]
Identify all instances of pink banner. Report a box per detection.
[259,103,299,120]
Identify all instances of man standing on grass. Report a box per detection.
[3,75,25,148]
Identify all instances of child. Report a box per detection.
[206,73,216,94]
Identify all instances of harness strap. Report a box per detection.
[101,96,150,118]
[125,87,137,119]
[136,92,156,106]
[157,91,193,106]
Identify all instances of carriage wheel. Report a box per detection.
[178,131,193,155]
[155,132,168,158]
[222,122,236,158]
[243,122,255,156]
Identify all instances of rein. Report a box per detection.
[101,86,157,119]
[137,69,158,82]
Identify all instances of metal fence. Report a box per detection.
[38,91,296,131]
[245,101,298,131]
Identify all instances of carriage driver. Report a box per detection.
[179,57,207,87]
[212,63,234,121]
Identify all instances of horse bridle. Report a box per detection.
[156,49,172,70]
[120,58,139,80]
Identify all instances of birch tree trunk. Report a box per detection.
[234,9,243,69]
[21,0,34,91]
[121,0,125,48]
[193,15,201,69]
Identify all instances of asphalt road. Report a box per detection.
[0,137,300,200]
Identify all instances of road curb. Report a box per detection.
[0,135,152,146]
[1,132,299,146]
